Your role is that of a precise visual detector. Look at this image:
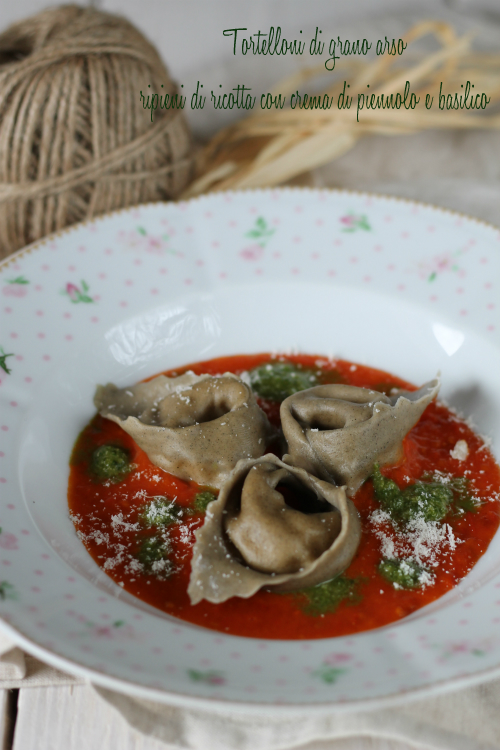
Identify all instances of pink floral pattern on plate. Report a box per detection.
[312,652,352,684]
[417,248,466,282]
[0,529,18,551]
[2,276,29,297]
[0,347,14,375]
[187,669,226,686]
[0,582,18,601]
[62,281,94,304]
[239,216,275,260]
[434,637,499,661]
[72,620,143,641]
[117,226,176,255]
[339,212,371,233]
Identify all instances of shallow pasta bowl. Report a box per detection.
[0,188,500,711]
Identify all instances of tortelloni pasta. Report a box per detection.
[69,352,500,640]
[94,372,276,488]
[188,454,361,605]
[280,378,440,496]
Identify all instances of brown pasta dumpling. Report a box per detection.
[280,378,440,496]
[94,372,276,488]
[188,454,361,605]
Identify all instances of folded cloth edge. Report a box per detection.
[2,637,500,749]
[93,683,500,750]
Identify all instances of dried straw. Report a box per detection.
[0,5,193,258]
[184,21,500,197]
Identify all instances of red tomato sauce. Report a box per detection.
[68,354,500,639]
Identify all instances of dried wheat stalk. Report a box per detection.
[183,21,500,197]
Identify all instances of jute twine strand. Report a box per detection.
[0,4,193,257]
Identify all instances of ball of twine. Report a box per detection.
[0,4,193,258]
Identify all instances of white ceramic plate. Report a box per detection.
[1,188,500,712]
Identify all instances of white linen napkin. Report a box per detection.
[94,680,500,750]
[0,632,83,688]
[2,632,500,750]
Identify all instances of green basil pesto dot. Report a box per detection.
[193,491,217,513]
[90,445,131,482]
[372,464,402,512]
[423,473,479,515]
[372,463,453,524]
[135,535,174,578]
[249,362,317,402]
[402,482,453,523]
[138,497,184,527]
[379,558,431,589]
[296,575,362,616]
